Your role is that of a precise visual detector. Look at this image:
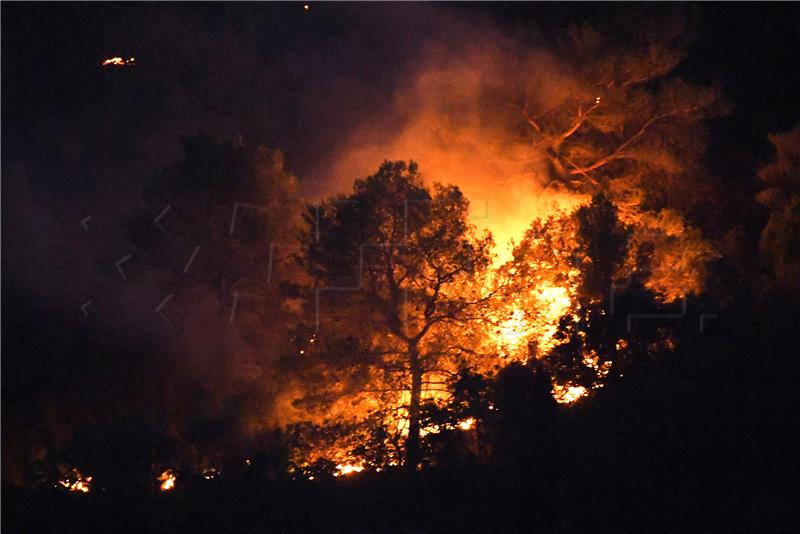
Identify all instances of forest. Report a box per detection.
[2,3,799,533]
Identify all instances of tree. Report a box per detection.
[136,135,300,307]
[511,10,725,305]
[756,127,800,295]
[500,193,681,397]
[575,193,631,299]
[300,161,493,469]
[125,135,301,451]
[517,12,726,203]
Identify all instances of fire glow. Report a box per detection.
[552,384,588,405]
[158,470,176,491]
[334,463,365,477]
[101,56,135,67]
[458,417,476,431]
[57,468,92,493]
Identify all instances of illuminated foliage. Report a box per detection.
[295,161,493,470]
[489,212,581,360]
[757,127,800,294]
[497,194,683,396]
[512,12,725,304]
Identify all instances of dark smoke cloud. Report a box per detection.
[5,3,541,479]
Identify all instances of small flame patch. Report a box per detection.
[158,469,176,491]
[101,57,135,67]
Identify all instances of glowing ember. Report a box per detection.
[57,468,92,493]
[201,467,220,480]
[158,470,176,491]
[100,56,135,67]
[334,463,365,477]
[552,383,588,404]
[457,417,476,431]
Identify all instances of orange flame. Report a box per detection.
[57,468,92,493]
[101,56,135,67]
[334,463,365,477]
[158,469,176,491]
[552,383,588,404]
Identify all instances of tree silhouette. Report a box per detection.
[757,127,800,295]
[301,161,493,469]
[124,135,302,453]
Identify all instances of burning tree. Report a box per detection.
[494,192,701,400]
[295,161,494,470]
[510,11,724,303]
[518,12,726,199]
[478,13,729,402]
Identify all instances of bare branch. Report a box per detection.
[567,112,668,175]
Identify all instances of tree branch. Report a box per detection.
[567,112,668,175]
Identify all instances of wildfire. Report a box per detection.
[158,470,176,491]
[552,383,588,404]
[334,463,365,477]
[493,283,575,358]
[201,467,220,480]
[457,417,476,431]
[100,56,135,67]
[497,308,531,351]
[532,284,573,354]
[57,468,92,493]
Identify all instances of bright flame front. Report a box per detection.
[57,468,92,493]
[158,470,176,491]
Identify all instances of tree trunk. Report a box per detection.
[405,342,423,471]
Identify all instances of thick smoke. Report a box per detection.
[2,3,596,482]
[309,34,587,263]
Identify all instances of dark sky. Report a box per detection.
[3,2,799,309]
[5,3,800,179]
[4,3,800,191]
[2,2,800,469]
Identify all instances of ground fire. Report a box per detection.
[56,467,92,494]
[100,56,135,67]
[158,470,176,491]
